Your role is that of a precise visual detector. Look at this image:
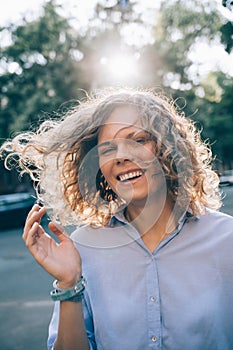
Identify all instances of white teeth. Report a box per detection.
[119,170,143,182]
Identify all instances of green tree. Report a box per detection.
[220,21,233,53]
[0,0,87,140]
[205,72,233,169]
[142,0,233,168]
[150,0,223,89]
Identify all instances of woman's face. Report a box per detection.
[98,105,166,206]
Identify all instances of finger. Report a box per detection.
[25,204,39,221]
[25,204,44,226]
[48,221,69,242]
[23,205,46,241]
[23,206,38,241]
[25,221,41,248]
[28,205,46,223]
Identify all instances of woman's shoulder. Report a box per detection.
[70,223,121,249]
[203,208,233,223]
[70,223,97,241]
[191,208,233,236]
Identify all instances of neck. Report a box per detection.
[125,198,177,252]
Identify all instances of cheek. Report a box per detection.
[99,160,112,180]
[145,143,156,159]
[99,154,107,171]
[135,143,156,164]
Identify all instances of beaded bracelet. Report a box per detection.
[50,276,86,302]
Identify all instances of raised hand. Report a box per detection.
[22,204,82,289]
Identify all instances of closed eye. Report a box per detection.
[133,133,153,145]
[98,145,117,156]
[135,137,150,144]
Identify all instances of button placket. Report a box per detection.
[146,254,162,349]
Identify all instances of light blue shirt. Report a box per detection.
[47,209,233,350]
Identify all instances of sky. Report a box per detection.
[0,0,160,26]
[0,0,44,25]
[0,0,90,26]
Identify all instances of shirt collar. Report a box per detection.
[109,206,128,227]
[109,206,198,228]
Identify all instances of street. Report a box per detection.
[0,227,53,350]
[0,186,232,350]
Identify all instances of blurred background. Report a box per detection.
[0,0,233,349]
[0,0,233,188]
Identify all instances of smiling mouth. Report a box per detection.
[117,170,144,182]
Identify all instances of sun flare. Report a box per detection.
[100,53,139,83]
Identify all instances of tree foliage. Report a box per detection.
[147,0,233,169]
[0,0,87,139]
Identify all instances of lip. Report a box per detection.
[116,168,146,185]
[116,168,144,178]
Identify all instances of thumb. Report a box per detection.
[48,221,69,242]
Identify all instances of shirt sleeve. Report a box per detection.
[47,291,97,350]
[47,301,59,350]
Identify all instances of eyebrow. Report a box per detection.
[115,129,147,138]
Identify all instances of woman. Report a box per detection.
[1,89,233,350]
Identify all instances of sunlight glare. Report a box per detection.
[100,54,139,83]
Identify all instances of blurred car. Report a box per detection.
[0,192,35,230]
[219,170,233,186]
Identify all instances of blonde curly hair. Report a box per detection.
[0,88,221,226]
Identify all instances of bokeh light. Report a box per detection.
[98,52,141,85]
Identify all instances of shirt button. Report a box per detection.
[150,296,156,302]
[151,336,157,342]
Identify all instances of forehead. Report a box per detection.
[98,105,143,143]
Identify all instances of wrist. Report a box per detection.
[57,279,80,291]
[56,273,82,290]
[51,276,86,302]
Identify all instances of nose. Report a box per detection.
[115,142,132,164]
